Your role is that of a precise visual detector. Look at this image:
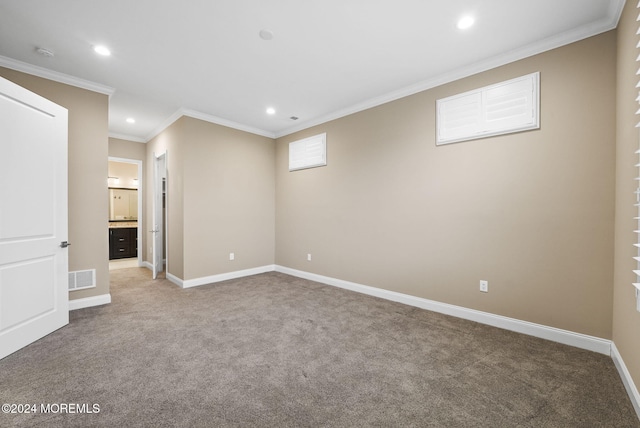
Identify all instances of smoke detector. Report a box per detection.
[259,29,274,40]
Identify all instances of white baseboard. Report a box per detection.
[275,265,612,355]
[166,272,183,287]
[68,293,111,310]
[140,262,184,287]
[178,265,277,289]
[611,342,640,419]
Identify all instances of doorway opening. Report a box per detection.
[152,152,167,279]
[108,157,143,271]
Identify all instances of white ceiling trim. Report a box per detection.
[608,0,626,24]
[274,6,623,139]
[109,132,146,143]
[144,109,184,142]
[145,107,275,142]
[181,109,276,139]
[0,55,115,96]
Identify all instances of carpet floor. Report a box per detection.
[0,268,638,427]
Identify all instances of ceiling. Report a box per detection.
[0,0,625,141]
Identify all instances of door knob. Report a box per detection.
[60,241,71,248]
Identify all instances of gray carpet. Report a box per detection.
[0,268,638,427]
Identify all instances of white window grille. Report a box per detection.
[436,72,540,145]
[289,133,327,171]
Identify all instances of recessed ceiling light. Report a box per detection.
[457,16,475,30]
[126,118,136,124]
[259,29,274,40]
[93,45,111,56]
[266,107,276,115]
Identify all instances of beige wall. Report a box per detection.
[145,116,275,281]
[109,137,146,161]
[181,117,275,280]
[275,31,617,339]
[614,0,640,403]
[0,67,110,301]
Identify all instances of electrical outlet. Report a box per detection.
[229,252,235,261]
[307,253,312,261]
[479,280,488,293]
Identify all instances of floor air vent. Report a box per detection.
[69,269,96,291]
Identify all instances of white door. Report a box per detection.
[0,77,69,359]
[152,152,166,279]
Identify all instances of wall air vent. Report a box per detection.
[68,269,96,291]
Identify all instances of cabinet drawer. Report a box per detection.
[110,229,130,241]
[113,243,130,255]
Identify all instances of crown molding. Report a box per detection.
[109,133,147,143]
[144,109,185,142]
[608,0,626,26]
[146,107,275,142]
[181,109,275,139]
[0,55,114,96]
[274,2,624,139]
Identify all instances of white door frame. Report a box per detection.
[108,157,143,267]
[152,151,167,279]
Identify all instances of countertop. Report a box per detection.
[109,222,138,228]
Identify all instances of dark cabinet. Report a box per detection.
[109,227,138,260]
